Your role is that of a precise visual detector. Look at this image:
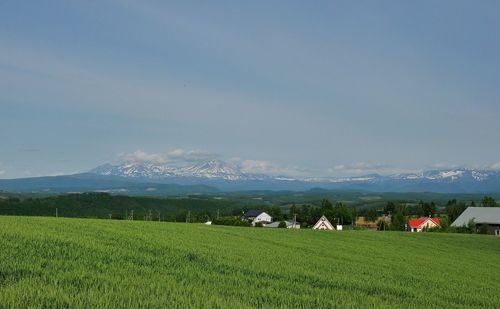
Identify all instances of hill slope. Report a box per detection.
[0,217,499,308]
[0,173,219,196]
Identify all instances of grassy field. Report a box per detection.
[0,216,499,308]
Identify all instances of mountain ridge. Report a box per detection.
[87,160,500,193]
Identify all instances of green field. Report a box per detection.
[1,217,499,308]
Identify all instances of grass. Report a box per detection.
[0,216,499,308]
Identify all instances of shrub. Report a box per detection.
[212,217,250,227]
[479,224,489,234]
[278,221,287,228]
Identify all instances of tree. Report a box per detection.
[481,196,496,207]
[467,219,477,233]
[365,208,378,222]
[390,211,406,231]
[446,199,467,223]
[269,206,283,221]
[278,221,287,228]
[333,202,352,225]
[384,202,396,215]
[289,204,298,219]
[320,199,333,211]
[418,201,436,217]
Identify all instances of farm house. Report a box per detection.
[312,215,335,230]
[242,210,273,226]
[451,207,500,236]
[407,217,441,232]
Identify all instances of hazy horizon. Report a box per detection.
[1,1,500,179]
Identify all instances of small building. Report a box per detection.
[312,215,335,230]
[264,221,300,229]
[242,210,273,226]
[408,217,441,232]
[451,207,500,236]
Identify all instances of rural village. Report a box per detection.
[205,203,500,236]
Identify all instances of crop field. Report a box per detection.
[0,216,499,308]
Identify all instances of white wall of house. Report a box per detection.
[313,216,335,230]
[252,212,272,226]
[411,219,439,232]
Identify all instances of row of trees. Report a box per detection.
[290,199,355,227]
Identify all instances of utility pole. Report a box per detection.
[109,214,112,220]
[157,210,161,222]
[293,213,297,229]
[56,208,58,218]
[131,209,134,221]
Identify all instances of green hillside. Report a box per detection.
[0,193,253,221]
[0,216,499,308]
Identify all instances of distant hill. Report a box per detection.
[1,162,500,193]
[0,173,219,196]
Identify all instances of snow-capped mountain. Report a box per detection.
[89,161,500,193]
[90,160,267,181]
[390,169,496,182]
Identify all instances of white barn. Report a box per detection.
[313,215,335,230]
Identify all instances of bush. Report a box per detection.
[212,217,251,227]
[254,222,264,228]
[479,224,489,234]
[278,221,287,228]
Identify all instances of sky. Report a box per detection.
[1,0,499,179]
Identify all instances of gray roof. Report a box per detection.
[243,210,264,218]
[451,207,500,226]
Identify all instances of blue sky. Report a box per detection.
[1,0,499,178]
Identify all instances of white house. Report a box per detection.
[242,210,273,226]
[312,215,335,230]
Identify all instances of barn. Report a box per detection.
[451,207,500,236]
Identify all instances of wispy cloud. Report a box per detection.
[117,150,169,164]
[490,162,500,170]
[239,160,308,177]
[166,149,216,163]
[330,162,419,176]
[115,149,217,165]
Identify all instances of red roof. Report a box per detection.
[408,217,440,228]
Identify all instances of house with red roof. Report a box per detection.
[407,217,441,232]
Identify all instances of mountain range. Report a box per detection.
[1,159,499,194]
[90,160,500,193]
